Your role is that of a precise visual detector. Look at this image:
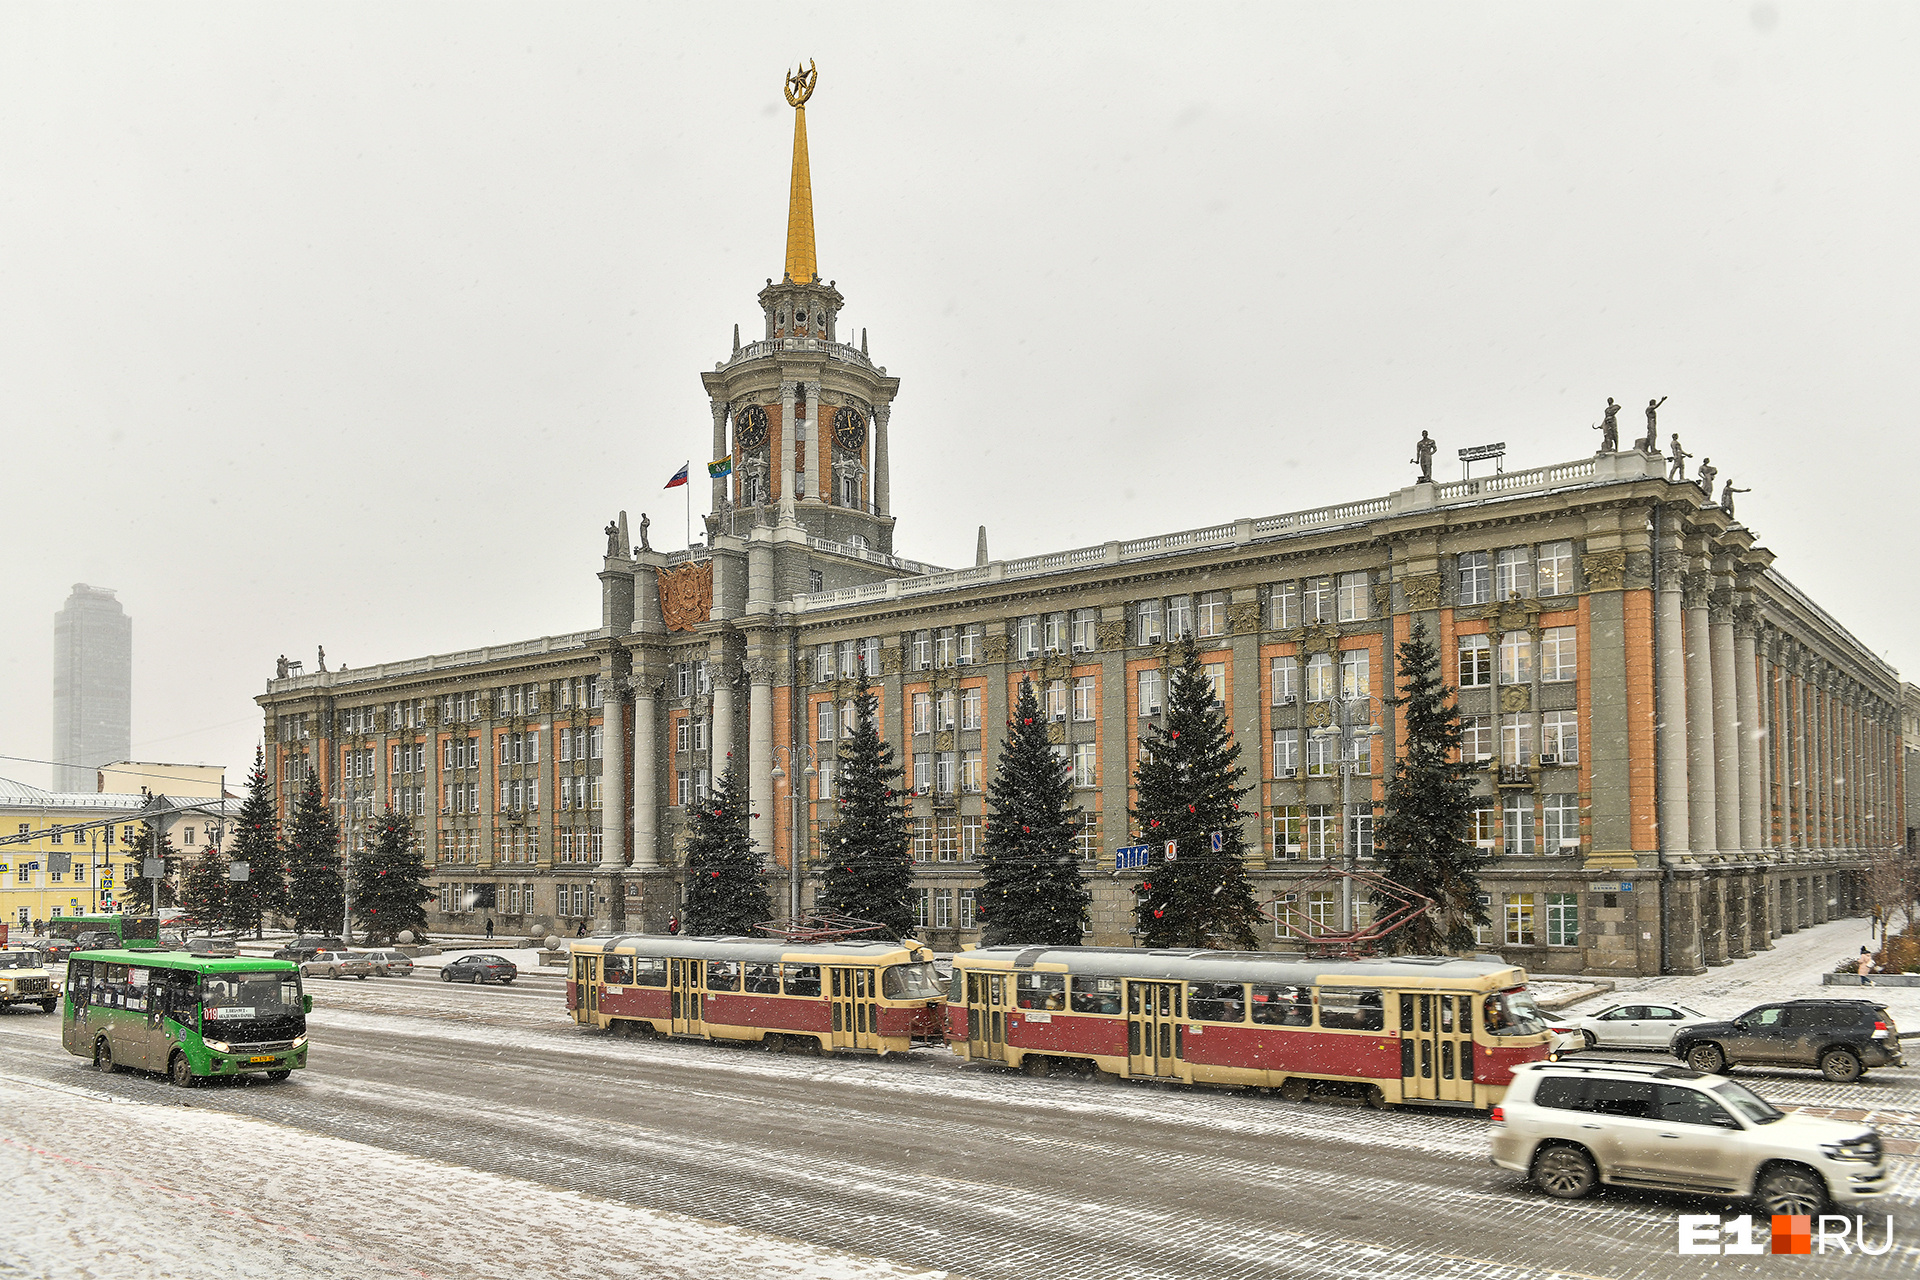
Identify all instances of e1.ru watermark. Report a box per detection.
[1679,1214,1893,1255]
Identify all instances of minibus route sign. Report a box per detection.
[1115,844,1149,871]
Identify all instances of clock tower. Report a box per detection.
[701,62,900,554]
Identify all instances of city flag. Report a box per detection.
[708,455,733,479]
[664,462,690,489]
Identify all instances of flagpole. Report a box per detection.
[685,471,691,548]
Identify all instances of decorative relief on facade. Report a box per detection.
[657,560,714,633]
[930,668,957,692]
[1500,684,1532,713]
[1228,601,1262,635]
[1623,551,1653,591]
[1709,586,1734,617]
[1682,570,1712,610]
[1483,596,1543,641]
[1400,573,1443,611]
[1040,654,1072,682]
[934,731,956,752]
[1305,701,1334,729]
[1300,624,1340,655]
[1046,723,1066,745]
[1580,549,1627,592]
[981,633,1010,663]
[1095,619,1127,650]
[833,676,865,699]
[879,646,904,676]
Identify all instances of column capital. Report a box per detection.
[1682,570,1713,610]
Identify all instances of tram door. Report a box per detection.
[670,959,704,1037]
[965,972,1008,1063]
[570,954,600,1025]
[1400,991,1474,1103]
[830,967,875,1049]
[1127,981,1184,1078]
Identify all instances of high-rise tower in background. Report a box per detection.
[52,584,132,791]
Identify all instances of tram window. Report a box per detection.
[1187,982,1247,1023]
[706,960,741,992]
[1439,998,1455,1034]
[1317,988,1384,1031]
[782,964,821,997]
[1069,976,1122,1015]
[950,970,966,1003]
[743,963,781,994]
[630,957,667,987]
[1015,972,1065,1011]
[881,962,943,999]
[603,955,633,984]
[1128,985,1141,1015]
[1251,984,1312,1026]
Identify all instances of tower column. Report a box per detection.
[1735,610,1764,854]
[712,658,735,772]
[1709,574,1741,854]
[633,675,658,868]
[710,400,729,514]
[1655,544,1690,853]
[748,654,776,860]
[1683,561,1718,854]
[779,380,798,523]
[873,402,891,516]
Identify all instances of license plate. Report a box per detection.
[248,1055,275,1063]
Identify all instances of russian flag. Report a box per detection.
[664,462,690,489]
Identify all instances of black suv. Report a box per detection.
[1674,1000,1903,1082]
[272,935,347,962]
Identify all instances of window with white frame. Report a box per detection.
[817,701,835,742]
[1304,805,1337,860]
[1305,734,1335,777]
[1543,793,1580,850]
[912,754,932,793]
[935,753,956,794]
[840,700,856,736]
[912,889,930,928]
[1501,717,1535,769]
[1504,893,1536,945]
[1272,730,1299,777]
[957,625,980,666]
[1345,734,1373,776]
[936,690,956,731]
[1201,662,1225,707]
[961,750,982,793]
[1135,599,1163,646]
[1071,609,1098,653]
[1338,648,1370,701]
[1541,626,1577,683]
[911,818,934,862]
[1271,805,1302,857]
[1461,716,1492,762]
[1046,679,1069,721]
[962,816,983,861]
[961,686,981,730]
[1268,581,1299,630]
[1165,595,1192,641]
[1043,611,1068,654]
[1076,811,1101,860]
[1305,653,1335,702]
[589,726,604,759]
[839,639,858,676]
[1016,616,1041,658]
[1137,669,1163,716]
[1458,634,1492,687]
[1072,742,1097,788]
[1196,591,1227,638]
[1303,577,1334,624]
[912,629,933,670]
[1271,656,1298,704]
[937,817,959,863]
[1498,631,1533,685]
[816,757,834,801]
[1346,807,1374,860]
[934,888,954,928]
[1336,572,1369,622]
[1537,541,1574,596]
[1495,547,1532,600]
[859,637,881,672]
[1071,676,1096,721]
[933,627,956,668]
[1541,711,1579,765]
[960,888,977,928]
[1546,893,1579,946]
[912,692,932,736]
[1458,552,1491,606]
[1504,796,1535,855]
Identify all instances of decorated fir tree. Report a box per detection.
[979,678,1089,945]
[119,821,180,911]
[814,673,916,939]
[282,773,344,934]
[1373,619,1489,952]
[682,762,774,935]
[229,749,287,937]
[353,806,434,945]
[180,841,234,930]
[1130,636,1263,948]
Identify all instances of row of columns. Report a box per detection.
[1768,643,1900,854]
[708,391,892,521]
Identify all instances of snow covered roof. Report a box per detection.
[0,776,150,811]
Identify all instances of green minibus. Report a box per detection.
[62,947,311,1085]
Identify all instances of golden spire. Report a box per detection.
[783,60,818,284]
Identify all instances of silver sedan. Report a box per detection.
[299,950,373,980]
[1561,1002,1714,1050]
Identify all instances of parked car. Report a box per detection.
[358,949,415,978]
[273,936,347,963]
[440,953,517,984]
[1491,1058,1887,1214]
[299,950,372,980]
[1674,999,1904,1082]
[181,934,239,956]
[1556,1002,1715,1051]
[0,949,57,1013]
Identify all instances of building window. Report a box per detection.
[960,888,977,928]
[1071,609,1098,653]
[1458,635,1492,688]
[934,888,954,928]
[1270,656,1298,705]
[1338,649,1369,701]
[838,639,859,677]
[960,750,982,793]
[1504,893,1537,945]
[912,889,930,929]
[1304,805,1337,860]
[1164,595,1192,641]
[911,818,934,862]
[1458,552,1491,606]
[1076,811,1101,861]
[1271,805,1302,858]
[1541,711,1579,765]
[1503,796,1535,855]
[1546,893,1579,946]
[1272,730,1299,777]
[1136,670,1163,717]
[1306,890,1337,930]
[1336,572,1369,622]
[1544,793,1580,851]
[1305,734,1334,778]
[957,625,981,666]
[961,687,982,730]
[817,701,835,742]
[1303,577,1334,625]
[1541,626,1577,683]
[1071,742,1097,788]
[1015,616,1040,659]
[962,816,983,861]
[1344,734,1373,777]
[1200,662,1225,707]
[1472,805,1500,849]
[1501,717,1535,769]
[1046,680,1069,721]
[813,645,835,683]
[1071,676,1096,721]
[1304,653,1334,702]
[937,817,960,863]
[1498,631,1533,685]
[935,753,956,795]
[912,692,932,736]
[1196,591,1228,638]
[1495,547,1532,600]
[933,628,956,668]
[1268,581,1299,630]
[1043,611,1068,654]
[1346,808,1373,860]
[816,758,834,801]
[912,630,933,670]
[913,754,932,793]
[1537,541,1574,595]
[1134,599,1163,646]
[840,700,856,736]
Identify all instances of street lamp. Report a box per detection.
[1309,691,1386,932]
[769,745,818,921]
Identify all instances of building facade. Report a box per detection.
[255,79,1903,974]
[52,584,133,793]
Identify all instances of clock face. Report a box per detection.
[734,404,769,449]
[833,406,865,450]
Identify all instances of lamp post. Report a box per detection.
[1310,692,1385,932]
[769,745,818,921]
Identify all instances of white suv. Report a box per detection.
[1491,1059,1887,1213]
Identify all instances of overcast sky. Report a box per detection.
[2,3,1915,791]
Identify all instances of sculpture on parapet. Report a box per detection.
[275,655,290,679]
[317,646,327,673]
[1598,399,1622,453]
[1719,480,1749,518]
[638,512,652,553]
[1637,396,1666,454]
[1411,430,1437,483]
[605,520,622,558]
[1696,458,1717,498]
[1667,434,1692,481]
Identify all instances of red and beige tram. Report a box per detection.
[568,934,946,1055]
[949,946,1553,1107]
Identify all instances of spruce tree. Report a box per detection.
[119,821,180,911]
[814,672,916,939]
[230,749,286,937]
[1131,636,1263,948]
[353,806,433,945]
[1373,619,1490,953]
[180,842,232,930]
[283,774,344,934]
[979,678,1089,945]
[682,762,774,935]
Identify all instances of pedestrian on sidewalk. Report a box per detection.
[485,917,495,941]
[1857,946,1874,986]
